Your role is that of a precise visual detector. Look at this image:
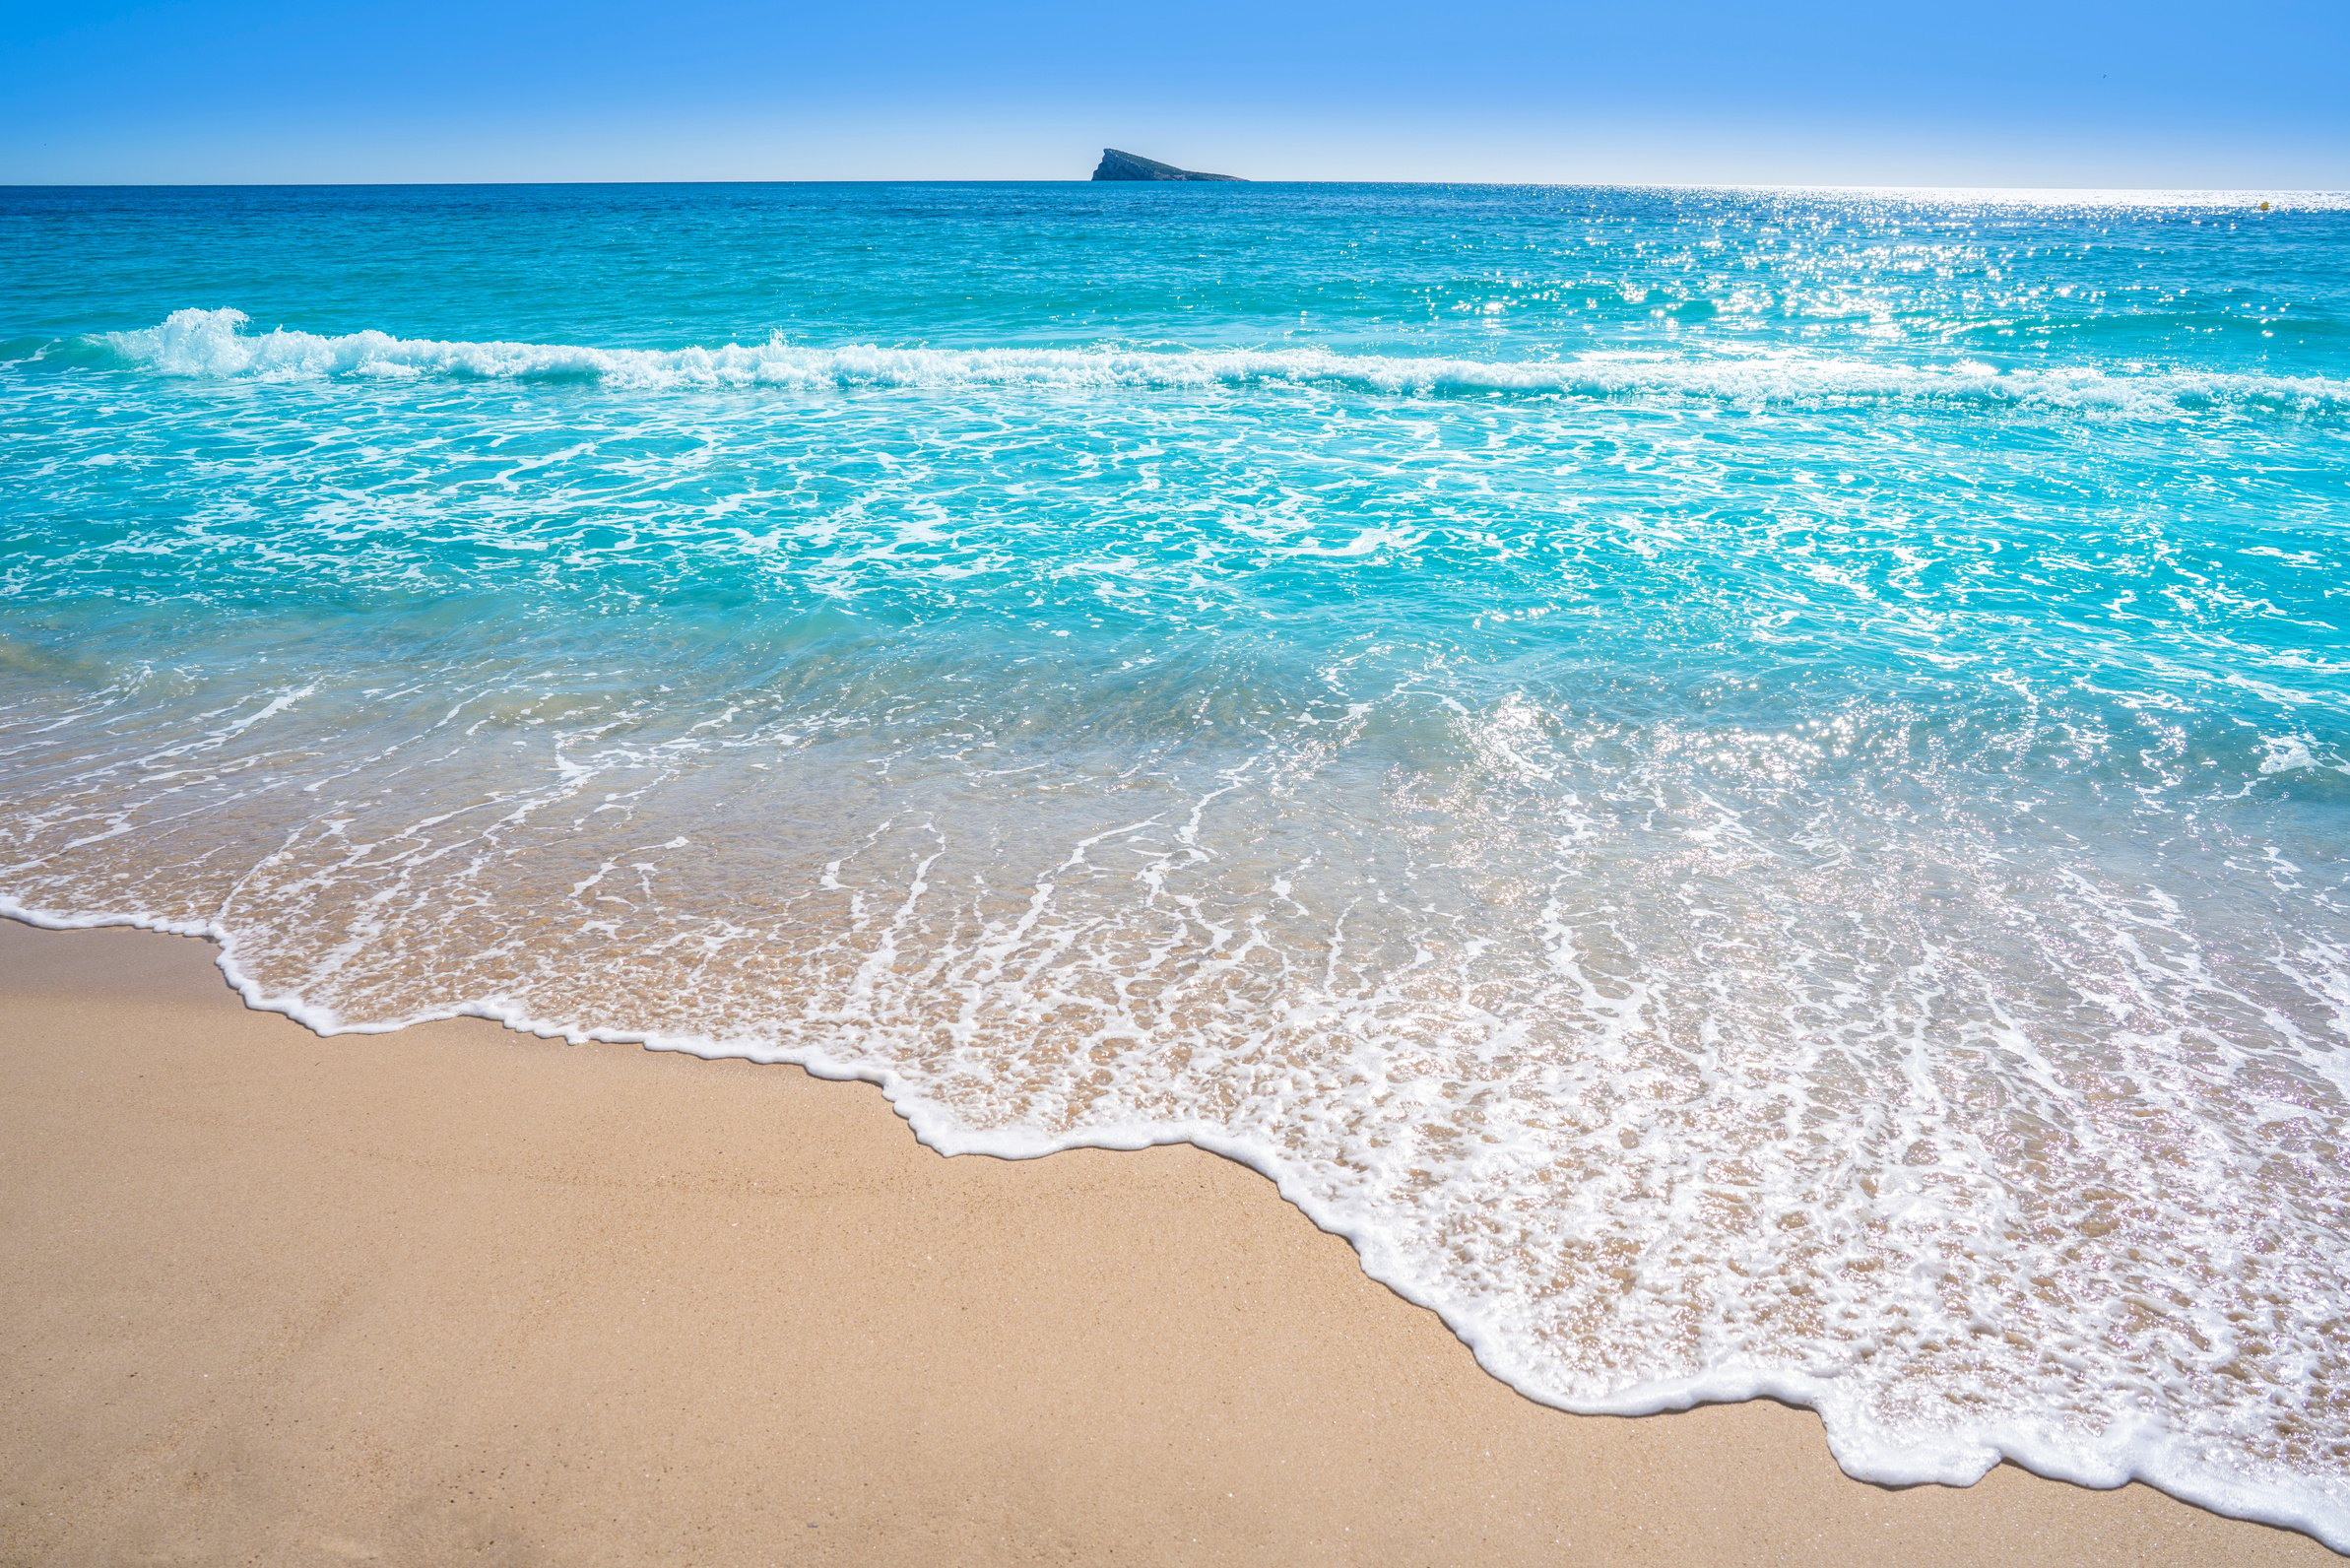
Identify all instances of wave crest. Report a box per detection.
[79,308,2350,414]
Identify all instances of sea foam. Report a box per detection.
[87,308,2350,415]
[11,184,2350,1553]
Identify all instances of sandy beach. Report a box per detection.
[0,917,2332,1566]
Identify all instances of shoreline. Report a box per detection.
[1,916,2335,1565]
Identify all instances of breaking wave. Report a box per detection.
[61,308,2350,415]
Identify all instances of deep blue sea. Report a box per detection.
[4,182,2348,1543]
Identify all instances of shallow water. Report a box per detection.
[4,182,2349,1543]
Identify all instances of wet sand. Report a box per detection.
[1,917,2334,1565]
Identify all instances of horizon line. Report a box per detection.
[3,178,2342,195]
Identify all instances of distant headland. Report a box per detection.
[1090,149,1245,182]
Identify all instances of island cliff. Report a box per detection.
[1091,149,1245,182]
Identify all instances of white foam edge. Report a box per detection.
[78,308,2350,415]
[6,890,2344,1554]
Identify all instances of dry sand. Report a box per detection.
[1,917,2335,1566]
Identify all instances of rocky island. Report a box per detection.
[1090,149,1245,182]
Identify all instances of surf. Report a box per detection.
[63,307,2350,416]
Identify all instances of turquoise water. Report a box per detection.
[5,182,2349,1542]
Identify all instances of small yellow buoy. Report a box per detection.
[2258,200,2272,211]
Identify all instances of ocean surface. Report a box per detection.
[4,182,2348,1543]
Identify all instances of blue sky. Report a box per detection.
[3,0,2345,185]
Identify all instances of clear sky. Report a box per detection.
[3,0,2345,186]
